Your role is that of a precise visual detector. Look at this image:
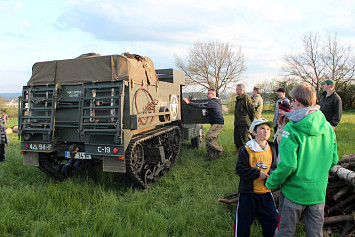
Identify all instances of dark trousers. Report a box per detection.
[234,192,278,237]
[234,126,251,149]
[0,144,5,162]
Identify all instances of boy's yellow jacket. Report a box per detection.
[236,140,277,194]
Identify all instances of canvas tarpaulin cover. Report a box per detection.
[28,54,159,86]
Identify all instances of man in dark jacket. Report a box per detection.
[320,79,342,129]
[234,84,255,155]
[183,88,224,161]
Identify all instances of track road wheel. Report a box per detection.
[165,128,181,171]
[144,169,154,186]
[171,129,181,152]
[131,143,144,173]
[191,125,204,148]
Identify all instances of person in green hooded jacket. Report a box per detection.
[265,83,338,237]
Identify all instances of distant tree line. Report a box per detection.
[177,32,355,110]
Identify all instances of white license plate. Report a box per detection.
[65,151,91,159]
[28,143,52,151]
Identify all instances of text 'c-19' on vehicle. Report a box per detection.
[18,53,209,188]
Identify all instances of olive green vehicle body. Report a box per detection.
[18,54,207,188]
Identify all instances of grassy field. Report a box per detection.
[0,111,354,236]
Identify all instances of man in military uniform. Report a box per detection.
[234,84,255,155]
[251,87,263,119]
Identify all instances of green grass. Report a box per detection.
[0,112,353,236]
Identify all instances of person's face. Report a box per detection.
[252,90,257,97]
[207,90,215,99]
[277,92,285,99]
[323,83,331,92]
[236,86,243,96]
[252,124,271,141]
[291,98,301,110]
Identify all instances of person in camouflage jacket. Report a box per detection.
[251,87,264,119]
[234,84,255,154]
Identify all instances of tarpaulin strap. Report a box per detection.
[134,55,151,86]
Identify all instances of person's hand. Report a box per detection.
[183,98,189,104]
[259,171,269,180]
[279,109,286,116]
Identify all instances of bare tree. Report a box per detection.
[282,32,355,95]
[282,32,326,93]
[175,41,246,97]
[322,33,355,89]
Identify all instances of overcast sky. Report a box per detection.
[1,0,354,93]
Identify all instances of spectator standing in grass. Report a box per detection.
[0,123,9,162]
[235,118,278,237]
[251,87,263,120]
[273,88,289,133]
[266,83,338,237]
[183,88,224,161]
[273,100,291,162]
[319,79,342,130]
[234,84,255,155]
[1,111,8,126]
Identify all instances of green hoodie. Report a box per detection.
[265,107,338,205]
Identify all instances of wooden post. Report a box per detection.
[324,213,355,225]
[330,165,355,187]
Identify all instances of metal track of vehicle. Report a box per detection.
[125,125,181,189]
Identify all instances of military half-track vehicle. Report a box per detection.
[18,53,206,188]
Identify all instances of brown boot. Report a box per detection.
[205,152,217,161]
[216,150,223,158]
[205,146,217,161]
